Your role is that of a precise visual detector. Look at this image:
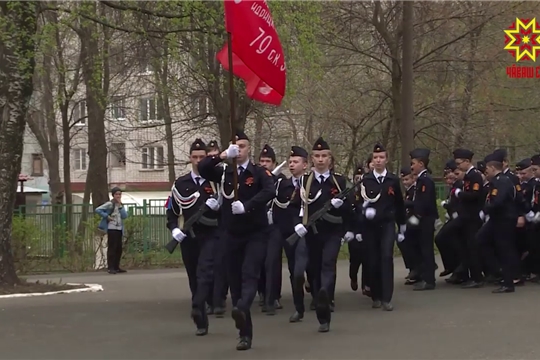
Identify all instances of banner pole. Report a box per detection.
[227,31,239,200]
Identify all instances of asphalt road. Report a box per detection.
[1,258,539,359]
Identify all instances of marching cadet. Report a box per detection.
[514,158,536,279]
[436,160,462,280]
[526,154,540,282]
[361,143,406,311]
[408,148,438,291]
[258,144,286,315]
[291,137,352,332]
[272,146,309,323]
[399,166,421,284]
[166,139,221,336]
[452,149,485,288]
[349,165,368,293]
[478,153,520,293]
[198,130,275,351]
[205,140,228,317]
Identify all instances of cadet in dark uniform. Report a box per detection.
[166,139,221,336]
[526,155,540,282]
[361,143,406,311]
[409,149,438,290]
[478,153,520,293]
[452,148,485,288]
[273,146,309,323]
[514,158,536,279]
[198,130,275,351]
[258,144,286,314]
[399,166,421,284]
[349,165,367,292]
[206,140,228,317]
[436,160,462,279]
[292,137,352,332]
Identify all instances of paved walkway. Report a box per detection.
[1,258,539,359]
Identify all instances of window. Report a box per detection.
[73,101,87,126]
[73,149,87,171]
[189,95,209,117]
[110,143,126,168]
[139,96,163,122]
[141,146,164,169]
[31,153,44,176]
[110,97,126,120]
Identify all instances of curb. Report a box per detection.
[0,283,104,299]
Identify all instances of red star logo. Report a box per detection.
[504,18,540,62]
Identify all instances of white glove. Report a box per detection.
[440,200,448,207]
[525,211,535,222]
[485,215,490,223]
[399,224,407,234]
[331,198,343,209]
[172,228,186,243]
[344,231,354,242]
[435,219,443,228]
[231,200,245,214]
[355,234,363,242]
[365,207,376,219]
[452,212,458,219]
[294,224,307,237]
[397,233,405,242]
[225,144,240,159]
[267,210,273,224]
[534,212,540,223]
[445,213,450,220]
[408,215,420,226]
[479,210,485,221]
[454,188,462,197]
[205,198,220,211]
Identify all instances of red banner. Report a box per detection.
[217,0,286,106]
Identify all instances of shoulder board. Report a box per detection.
[333,172,342,176]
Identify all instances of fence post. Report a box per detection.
[142,199,148,254]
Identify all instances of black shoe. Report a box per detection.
[236,336,252,351]
[309,299,316,311]
[206,304,214,315]
[289,311,304,323]
[318,323,330,332]
[231,307,246,330]
[413,281,436,291]
[191,309,207,335]
[315,289,331,325]
[405,271,411,280]
[461,280,484,289]
[258,294,264,306]
[350,279,358,291]
[446,276,467,284]
[107,269,117,274]
[492,286,515,293]
[195,328,208,336]
[214,307,225,318]
[304,280,311,293]
[329,300,335,313]
[405,278,420,285]
[265,305,276,316]
[382,302,394,311]
[439,269,452,277]
[372,300,382,308]
[274,299,283,310]
[261,304,267,313]
[116,268,127,273]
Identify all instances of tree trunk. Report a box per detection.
[400,0,415,166]
[0,1,39,286]
[78,2,109,208]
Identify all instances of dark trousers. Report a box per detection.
[212,231,228,308]
[456,217,483,282]
[305,230,342,324]
[478,218,519,288]
[283,235,309,314]
[526,225,540,275]
[418,217,436,284]
[399,227,421,271]
[435,219,460,273]
[226,228,268,339]
[107,229,123,270]
[348,238,369,289]
[261,226,283,306]
[364,221,395,303]
[180,231,217,329]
